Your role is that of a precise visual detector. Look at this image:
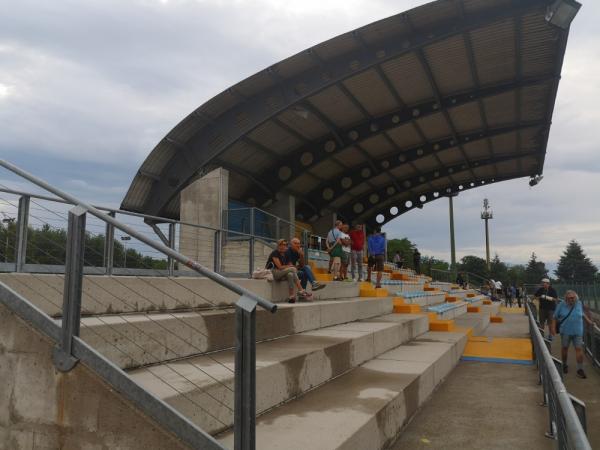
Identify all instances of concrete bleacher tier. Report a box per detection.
[1,266,500,449]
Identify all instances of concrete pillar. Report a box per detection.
[311,213,337,239]
[266,193,295,240]
[179,168,228,271]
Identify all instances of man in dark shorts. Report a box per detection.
[287,237,325,292]
[366,228,386,289]
[535,278,558,339]
[413,249,421,275]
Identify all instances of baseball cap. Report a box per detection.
[541,278,550,283]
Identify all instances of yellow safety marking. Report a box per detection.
[463,337,533,361]
[499,306,525,314]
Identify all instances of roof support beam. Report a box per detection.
[258,75,553,207]
[295,121,544,218]
[337,151,540,222]
[361,173,524,228]
[139,0,548,216]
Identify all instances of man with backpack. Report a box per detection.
[551,290,594,378]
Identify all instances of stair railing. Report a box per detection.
[0,159,275,450]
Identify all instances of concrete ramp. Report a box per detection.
[0,301,191,449]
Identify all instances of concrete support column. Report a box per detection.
[179,168,228,271]
[266,194,295,240]
[311,213,337,239]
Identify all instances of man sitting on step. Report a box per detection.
[267,239,311,303]
[287,238,325,293]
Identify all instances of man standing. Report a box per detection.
[287,238,325,292]
[535,278,558,339]
[349,224,365,281]
[340,224,352,281]
[551,290,594,378]
[367,228,386,289]
[413,249,421,275]
[326,220,343,278]
[393,251,403,269]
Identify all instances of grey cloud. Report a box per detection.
[1,0,599,273]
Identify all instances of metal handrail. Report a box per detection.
[227,206,311,233]
[526,301,591,449]
[0,161,276,313]
[0,186,272,239]
[0,186,328,274]
[1,159,274,450]
[583,321,600,369]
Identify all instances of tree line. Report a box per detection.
[387,237,599,285]
[0,222,167,269]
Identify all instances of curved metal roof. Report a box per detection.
[121,0,574,228]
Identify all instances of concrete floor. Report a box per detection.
[390,311,552,450]
[549,332,600,448]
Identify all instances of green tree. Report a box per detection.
[421,256,450,277]
[458,255,488,277]
[506,264,526,286]
[524,252,548,284]
[6,223,167,270]
[489,253,508,283]
[555,240,598,283]
[386,237,415,268]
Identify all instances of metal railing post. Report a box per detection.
[103,211,115,275]
[15,195,30,272]
[249,209,255,276]
[235,295,257,450]
[275,218,280,241]
[52,206,86,372]
[168,223,176,277]
[302,230,310,264]
[214,230,222,273]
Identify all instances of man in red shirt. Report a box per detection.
[348,224,365,282]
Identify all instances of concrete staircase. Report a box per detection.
[1,267,496,450]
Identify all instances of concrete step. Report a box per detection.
[218,329,468,450]
[79,297,395,369]
[0,273,361,317]
[427,301,468,320]
[128,313,429,435]
[393,290,446,307]
[379,280,426,292]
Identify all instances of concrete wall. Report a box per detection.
[0,302,190,450]
[179,167,228,270]
[0,274,361,317]
[221,239,273,274]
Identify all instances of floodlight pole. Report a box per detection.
[448,195,457,279]
[481,199,493,271]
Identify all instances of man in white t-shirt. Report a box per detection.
[495,280,503,300]
[340,224,352,281]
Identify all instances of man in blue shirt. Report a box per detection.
[551,290,594,378]
[366,228,386,289]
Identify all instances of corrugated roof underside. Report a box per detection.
[121,0,567,219]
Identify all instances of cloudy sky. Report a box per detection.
[1,0,598,272]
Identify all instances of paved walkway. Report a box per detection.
[549,331,600,448]
[391,311,551,450]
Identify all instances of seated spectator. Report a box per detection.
[287,238,325,292]
[267,239,310,303]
